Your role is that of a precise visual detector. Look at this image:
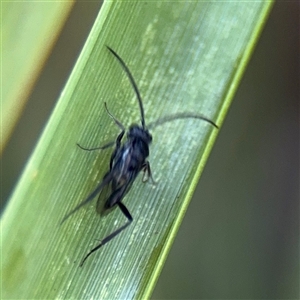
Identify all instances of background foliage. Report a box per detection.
[2,1,298,299]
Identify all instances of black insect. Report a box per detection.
[61,46,218,266]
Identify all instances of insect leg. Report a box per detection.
[104,102,126,169]
[142,161,156,185]
[109,125,125,166]
[104,102,125,132]
[108,129,125,170]
[80,201,133,266]
[76,101,125,152]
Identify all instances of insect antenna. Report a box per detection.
[106,46,146,129]
[148,112,219,130]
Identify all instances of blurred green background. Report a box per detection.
[1,2,298,299]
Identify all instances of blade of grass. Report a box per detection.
[1,1,273,299]
[1,1,74,152]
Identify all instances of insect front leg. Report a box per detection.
[80,201,133,266]
[104,102,125,132]
[142,161,156,185]
[76,101,126,153]
[109,130,124,170]
[104,102,126,169]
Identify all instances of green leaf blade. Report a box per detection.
[1,1,273,299]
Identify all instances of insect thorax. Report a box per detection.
[120,125,151,164]
[127,124,152,145]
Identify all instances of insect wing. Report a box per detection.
[98,172,135,215]
[96,181,112,215]
[61,170,113,224]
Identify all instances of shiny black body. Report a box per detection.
[61,46,218,266]
[100,123,153,212]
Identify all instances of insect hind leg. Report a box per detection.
[80,201,133,266]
